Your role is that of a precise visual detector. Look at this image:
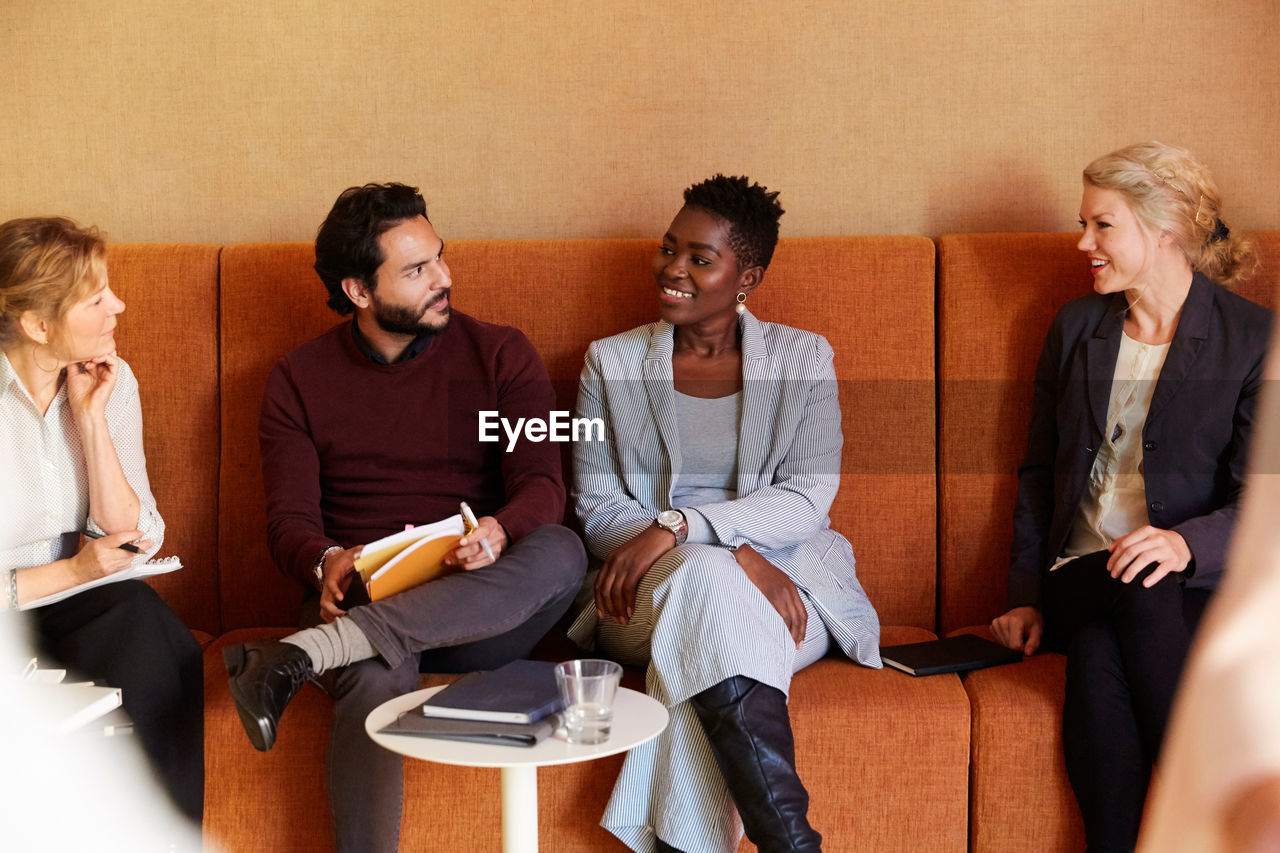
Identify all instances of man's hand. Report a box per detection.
[595,524,676,625]
[991,605,1044,655]
[735,544,806,649]
[319,545,363,623]
[1107,526,1192,587]
[72,530,148,582]
[446,516,508,570]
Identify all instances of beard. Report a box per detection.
[371,288,451,337]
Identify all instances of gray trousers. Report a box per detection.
[301,524,587,853]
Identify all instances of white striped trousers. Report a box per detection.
[593,544,831,853]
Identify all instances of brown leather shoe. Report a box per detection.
[223,639,314,752]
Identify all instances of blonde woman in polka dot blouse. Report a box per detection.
[0,217,202,822]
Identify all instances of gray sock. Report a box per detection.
[282,617,377,674]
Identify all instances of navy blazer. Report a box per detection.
[1008,273,1273,609]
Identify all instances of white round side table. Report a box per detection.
[366,684,668,853]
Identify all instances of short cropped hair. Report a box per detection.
[1084,142,1257,287]
[0,216,106,349]
[314,183,429,314]
[682,174,785,271]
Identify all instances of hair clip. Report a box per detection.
[1209,218,1230,243]
[1194,194,1215,228]
[1152,168,1188,197]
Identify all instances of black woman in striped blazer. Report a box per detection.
[568,175,881,853]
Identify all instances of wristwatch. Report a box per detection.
[313,545,343,587]
[656,509,688,546]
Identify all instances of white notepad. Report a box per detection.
[20,557,183,610]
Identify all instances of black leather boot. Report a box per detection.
[223,639,315,752]
[690,675,823,853]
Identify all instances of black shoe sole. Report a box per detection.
[223,643,276,752]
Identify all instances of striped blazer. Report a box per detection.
[572,309,881,667]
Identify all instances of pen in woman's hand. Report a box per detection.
[81,528,142,554]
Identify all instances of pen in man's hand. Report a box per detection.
[459,502,496,562]
[81,529,142,554]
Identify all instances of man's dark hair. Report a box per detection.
[314,182,428,315]
[682,174,785,271]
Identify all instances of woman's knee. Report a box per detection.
[653,544,736,581]
[1113,569,1184,622]
[74,577,161,615]
[645,546,736,604]
[95,580,196,654]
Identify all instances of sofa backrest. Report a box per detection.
[936,232,1280,633]
[218,236,937,631]
[107,244,222,636]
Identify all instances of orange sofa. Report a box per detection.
[101,231,1276,852]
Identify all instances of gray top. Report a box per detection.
[672,390,740,542]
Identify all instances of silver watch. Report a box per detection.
[314,545,343,586]
[656,509,688,546]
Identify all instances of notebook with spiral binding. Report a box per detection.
[21,557,182,610]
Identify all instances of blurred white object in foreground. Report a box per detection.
[1139,320,1280,853]
[0,612,207,852]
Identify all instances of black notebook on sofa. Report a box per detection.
[879,634,1022,676]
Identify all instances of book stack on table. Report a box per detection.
[378,659,565,747]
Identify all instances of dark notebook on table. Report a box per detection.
[420,659,563,724]
[378,710,560,747]
[879,634,1022,676]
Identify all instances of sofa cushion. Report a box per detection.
[108,243,222,634]
[958,629,1084,853]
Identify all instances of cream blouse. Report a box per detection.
[1054,332,1170,569]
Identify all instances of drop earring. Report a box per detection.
[735,292,747,315]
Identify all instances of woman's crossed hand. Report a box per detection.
[595,524,676,625]
[736,544,807,650]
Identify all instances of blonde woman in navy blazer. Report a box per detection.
[569,176,880,853]
[991,143,1273,853]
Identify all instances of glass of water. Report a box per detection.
[554,659,623,744]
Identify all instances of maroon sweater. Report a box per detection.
[260,312,566,589]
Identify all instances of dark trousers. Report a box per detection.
[32,579,204,823]
[303,524,586,853]
[1043,550,1211,853]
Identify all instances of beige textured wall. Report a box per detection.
[2,0,1276,243]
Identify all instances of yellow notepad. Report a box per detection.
[354,514,467,601]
